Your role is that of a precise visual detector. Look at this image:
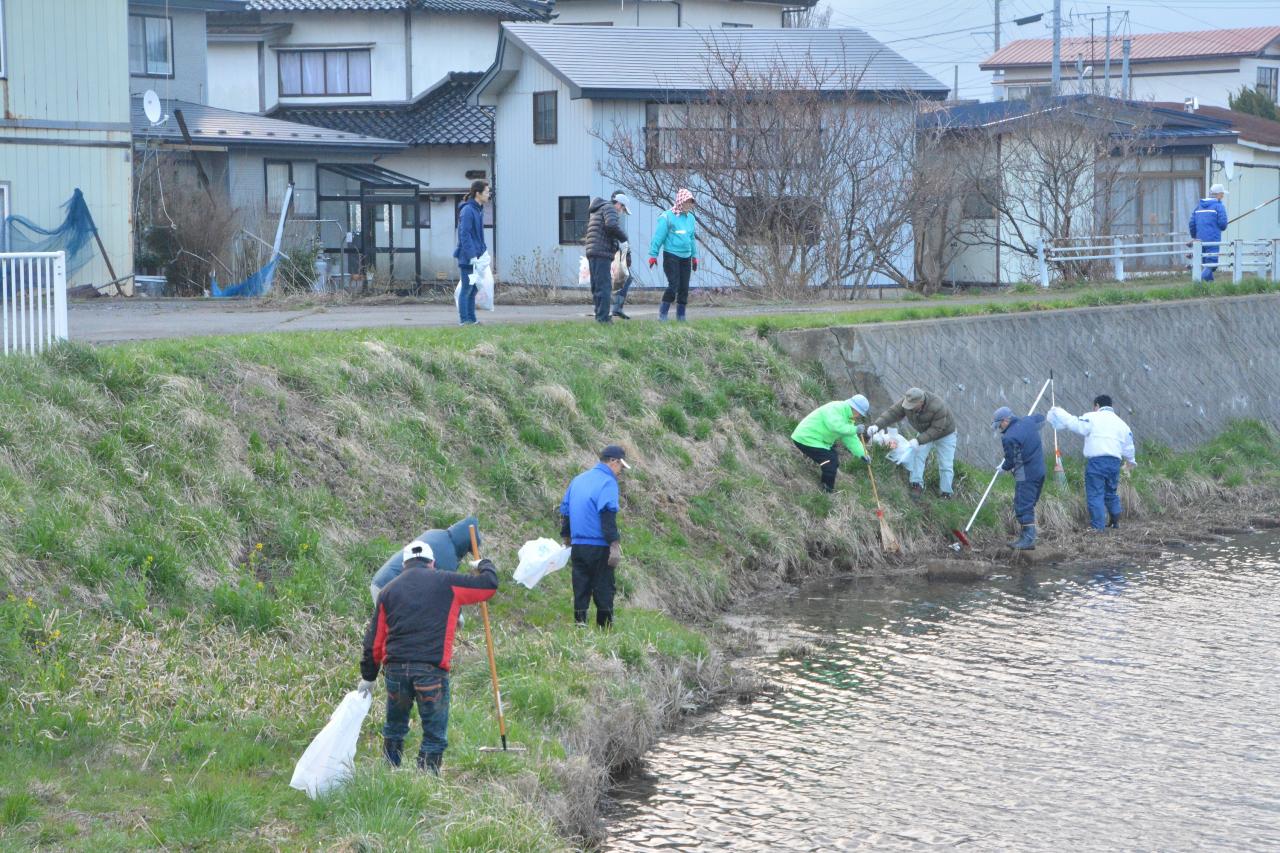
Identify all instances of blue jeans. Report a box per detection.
[908,431,957,494]
[1085,455,1123,529]
[588,256,613,322]
[612,273,632,315]
[382,663,451,757]
[1013,475,1044,525]
[458,266,478,324]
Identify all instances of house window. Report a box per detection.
[402,201,429,229]
[559,196,589,244]
[278,49,372,97]
[721,22,753,28]
[735,197,820,246]
[129,15,173,77]
[1258,66,1279,104]
[264,160,317,216]
[533,91,557,144]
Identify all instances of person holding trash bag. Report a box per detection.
[369,516,482,604]
[1048,394,1136,532]
[584,192,630,324]
[359,539,498,773]
[647,188,699,322]
[560,445,630,627]
[453,180,490,325]
[791,396,872,493]
[869,387,958,500]
[1189,184,1228,282]
[993,405,1047,551]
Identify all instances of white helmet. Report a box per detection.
[402,540,434,565]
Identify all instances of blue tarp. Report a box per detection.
[211,257,278,298]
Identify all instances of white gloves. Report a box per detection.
[867,425,880,439]
[357,679,375,697]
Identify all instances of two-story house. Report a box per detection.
[1,0,133,288]
[982,26,1280,108]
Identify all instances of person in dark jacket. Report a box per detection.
[583,193,629,324]
[993,406,1047,550]
[560,445,629,626]
[359,539,498,773]
[368,516,483,604]
[453,180,489,325]
[868,387,958,499]
[1188,183,1228,282]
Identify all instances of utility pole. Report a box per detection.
[954,65,960,101]
[1051,0,1062,96]
[1121,37,1131,99]
[994,0,1001,51]
[1103,6,1112,97]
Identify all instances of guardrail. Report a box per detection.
[1,252,68,356]
[1037,234,1280,287]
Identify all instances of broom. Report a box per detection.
[865,461,901,554]
[1051,370,1067,488]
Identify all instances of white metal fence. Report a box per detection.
[1037,234,1280,287]
[1,252,69,355]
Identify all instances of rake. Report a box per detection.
[865,461,901,554]
[1051,370,1067,488]
[951,377,1052,551]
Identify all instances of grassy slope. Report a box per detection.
[2,282,1279,851]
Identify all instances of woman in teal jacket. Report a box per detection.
[647,188,699,321]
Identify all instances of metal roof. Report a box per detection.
[244,0,550,18]
[131,96,405,149]
[273,72,492,145]
[480,24,949,100]
[1152,103,1280,148]
[982,26,1280,69]
[319,162,427,188]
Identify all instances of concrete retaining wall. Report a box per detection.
[774,294,1280,467]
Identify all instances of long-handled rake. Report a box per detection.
[865,461,901,554]
[950,377,1053,551]
[470,525,525,753]
[1051,370,1067,488]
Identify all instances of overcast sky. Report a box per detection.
[824,0,1280,100]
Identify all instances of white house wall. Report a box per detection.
[997,58,1254,107]
[1211,142,1280,246]
[128,6,209,104]
[256,12,407,111]
[208,42,263,113]
[409,16,501,94]
[551,0,784,28]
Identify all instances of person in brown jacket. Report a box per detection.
[868,387,958,499]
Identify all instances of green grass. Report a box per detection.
[0,281,1276,849]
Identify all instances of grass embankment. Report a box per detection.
[2,285,1279,850]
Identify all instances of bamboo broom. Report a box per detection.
[865,461,901,554]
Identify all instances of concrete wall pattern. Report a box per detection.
[774,295,1280,469]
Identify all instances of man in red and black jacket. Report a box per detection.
[358,539,498,773]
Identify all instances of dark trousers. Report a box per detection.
[588,256,613,323]
[661,254,692,306]
[457,265,477,324]
[382,662,451,760]
[612,273,632,314]
[794,440,838,492]
[1085,455,1123,529]
[571,544,614,627]
[1013,475,1044,525]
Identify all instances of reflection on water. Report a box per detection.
[607,535,1280,851]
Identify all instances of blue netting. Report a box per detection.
[4,188,98,274]
[210,257,278,298]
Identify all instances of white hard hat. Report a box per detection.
[1209,183,1228,195]
[402,540,434,565]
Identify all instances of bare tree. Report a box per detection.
[597,37,937,298]
[786,3,833,29]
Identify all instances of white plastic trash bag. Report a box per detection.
[289,689,372,799]
[473,252,495,312]
[870,427,914,467]
[514,537,572,590]
[1046,405,1072,431]
[578,255,591,286]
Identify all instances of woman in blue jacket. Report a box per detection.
[453,180,489,325]
[647,188,699,321]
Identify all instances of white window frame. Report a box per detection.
[0,0,7,78]
[129,14,174,78]
[1258,66,1279,104]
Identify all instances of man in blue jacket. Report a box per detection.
[369,516,483,604]
[993,406,1047,551]
[560,445,630,627]
[1189,184,1228,282]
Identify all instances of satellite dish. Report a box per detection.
[1222,150,1235,181]
[143,89,163,126]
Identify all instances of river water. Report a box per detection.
[607,534,1280,851]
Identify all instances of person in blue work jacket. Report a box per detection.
[369,516,483,604]
[453,179,489,325]
[560,445,630,627]
[647,188,699,322]
[1189,183,1228,282]
[993,405,1047,551]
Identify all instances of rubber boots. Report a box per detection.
[417,752,443,775]
[658,301,671,321]
[676,304,687,322]
[596,610,613,629]
[1107,512,1120,529]
[383,738,404,768]
[1010,524,1037,550]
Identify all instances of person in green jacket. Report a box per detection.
[791,395,872,493]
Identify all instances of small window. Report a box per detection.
[264,160,317,216]
[278,49,372,97]
[721,22,753,28]
[533,91,557,144]
[559,196,589,245]
[129,15,173,77]
[402,201,430,229]
[735,197,820,246]
[1258,67,1279,104]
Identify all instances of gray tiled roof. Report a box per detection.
[272,73,492,145]
[491,24,949,99]
[131,96,405,149]
[245,0,549,19]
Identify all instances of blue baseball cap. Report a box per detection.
[992,406,1014,431]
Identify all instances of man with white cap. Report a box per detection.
[583,192,631,323]
[1189,184,1228,282]
[869,387,958,500]
[790,395,873,493]
[560,445,631,627]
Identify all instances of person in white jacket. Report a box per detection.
[1047,395,1136,531]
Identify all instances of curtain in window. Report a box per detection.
[301,53,326,95]
[292,163,317,217]
[128,17,146,75]
[145,17,171,76]
[266,163,291,213]
[325,52,348,96]
[348,51,372,95]
[279,52,302,96]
